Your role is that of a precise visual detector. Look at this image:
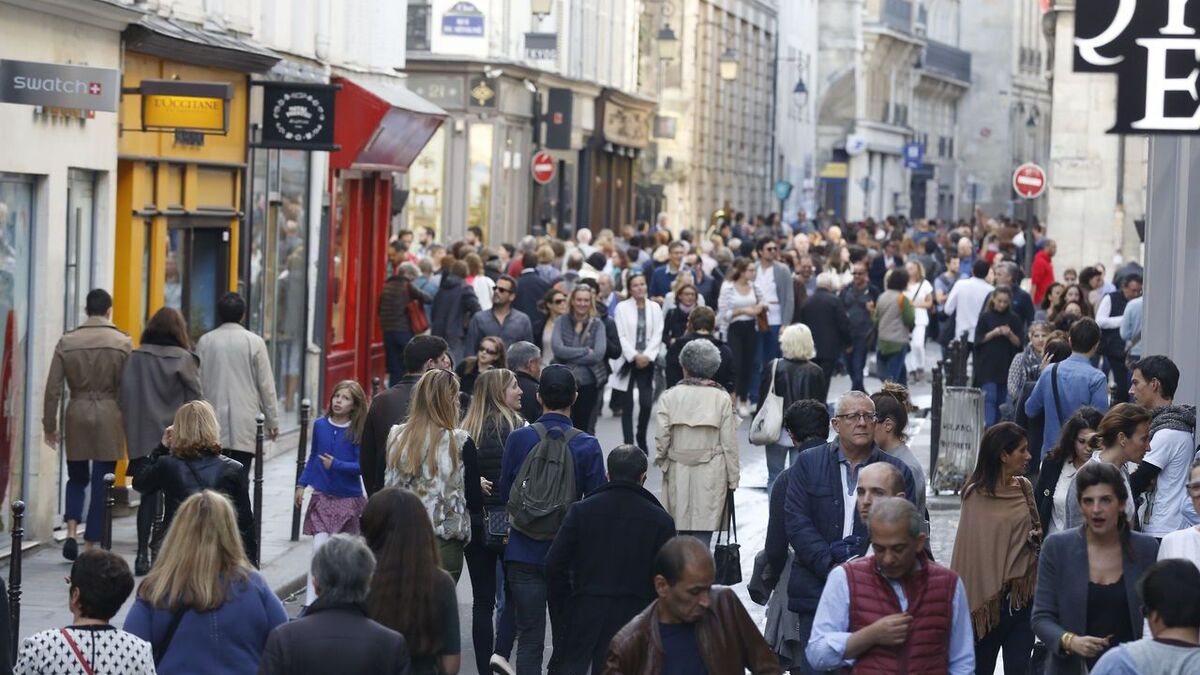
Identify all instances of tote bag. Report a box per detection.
[749,360,784,445]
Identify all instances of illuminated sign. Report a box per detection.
[138,80,232,134]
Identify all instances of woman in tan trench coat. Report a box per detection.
[654,339,740,549]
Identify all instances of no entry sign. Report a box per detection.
[1012,163,1047,200]
[531,151,556,185]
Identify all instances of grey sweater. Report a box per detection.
[551,315,606,385]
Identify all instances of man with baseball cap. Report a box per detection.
[499,365,607,674]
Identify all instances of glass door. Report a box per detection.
[165,221,231,345]
[0,173,34,534]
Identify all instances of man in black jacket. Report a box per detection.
[546,445,676,675]
[800,272,851,401]
[260,535,410,674]
[507,340,543,423]
[514,252,551,329]
[359,335,448,495]
[665,307,735,392]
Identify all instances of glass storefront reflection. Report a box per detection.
[468,123,494,239]
[0,174,32,523]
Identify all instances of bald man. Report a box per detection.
[856,462,907,524]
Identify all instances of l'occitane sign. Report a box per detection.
[143,94,226,132]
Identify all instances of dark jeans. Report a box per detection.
[571,384,598,434]
[621,365,654,451]
[223,449,255,483]
[727,320,757,400]
[1105,350,1131,404]
[556,596,648,675]
[383,330,413,387]
[465,522,515,673]
[127,456,159,553]
[507,561,563,675]
[877,347,908,387]
[814,358,837,405]
[64,460,117,543]
[750,325,782,405]
[766,444,799,495]
[975,596,1034,675]
[794,611,825,674]
[982,381,1008,427]
[848,333,870,392]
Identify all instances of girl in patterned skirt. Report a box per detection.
[295,379,368,606]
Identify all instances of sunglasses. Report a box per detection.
[551,298,567,305]
[495,286,513,294]
[479,347,499,356]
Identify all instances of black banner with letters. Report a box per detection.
[258,81,338,151]
[1075,0,1200,134]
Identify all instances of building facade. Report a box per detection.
[774,0,819,220]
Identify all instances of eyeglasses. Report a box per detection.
[479,347,499,356]
[835,412,876,423]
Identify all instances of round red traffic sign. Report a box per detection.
[532,151,556,185]
[1012,163,1047,200]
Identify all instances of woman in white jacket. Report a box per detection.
[613,273,664,453]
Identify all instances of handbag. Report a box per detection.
[749,360,784,445]
[482,506,510,552]
[714,489,742,585]
[407,297,429,334]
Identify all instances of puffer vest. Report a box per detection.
[845,555,957,675]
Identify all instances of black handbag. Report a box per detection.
[483,506,509,553]
[713,490,742,586]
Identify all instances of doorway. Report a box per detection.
[164,220,231,344]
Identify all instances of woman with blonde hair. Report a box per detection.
[756,323,825,493]
[460,369,524,674]
[384,368,483,581]
[125,491,286,674]
[552,284,607,429]
[132,400,256,561]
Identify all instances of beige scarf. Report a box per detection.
[950,477,1041,639]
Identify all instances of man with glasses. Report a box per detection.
[751,237,795,404]
[783,391,917,673]
[840,261,880,392]
[466,274,534,355]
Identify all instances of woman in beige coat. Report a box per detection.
[654,339,739,549]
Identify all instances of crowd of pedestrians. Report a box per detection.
[29,209,1200,675]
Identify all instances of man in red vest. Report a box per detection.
[806,498,974,674]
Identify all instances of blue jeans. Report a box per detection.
[848,333,870,392]
[982,381,1007,427]
[65,460,117,543]
[877,347,909,387]
[507,562,563,675]
[766,444,799,495]
[383,330,413,387]
[750,325,781,404]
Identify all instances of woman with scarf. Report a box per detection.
[951,422,1042,675]
[613,273,663,453]
[1006,321,1050,419]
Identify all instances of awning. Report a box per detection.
[331,76,448,172]
[122,15,280,73]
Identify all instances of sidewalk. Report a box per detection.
[4,430,313,640]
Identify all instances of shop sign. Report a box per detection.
[545,87,573,150]
[139,80,232,134]
[525,33,558,60]
[468,75,497,108]
[903,142,925,169]
[258,81,339,151]
[602,101,650,149]
[774,181,794,202]
[443,2,485,36]
[0,59,119,112]
[1075,0,1200,133]
[406,74,467,110]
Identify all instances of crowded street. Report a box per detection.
[6,0,1200,675]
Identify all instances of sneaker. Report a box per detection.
[62,537,78,561]
[737,401,750,418]
[489,654,515,675]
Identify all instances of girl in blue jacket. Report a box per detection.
[295,379,368,606]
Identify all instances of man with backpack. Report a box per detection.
[500,365,607,675]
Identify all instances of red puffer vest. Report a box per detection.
[844,554,957,675]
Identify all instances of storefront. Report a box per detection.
[321,75,445,400]
[1,0,140,542]
[581,89,654,232]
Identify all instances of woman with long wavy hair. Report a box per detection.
[124,491,286,674]
[363,487,462,675]
[1063,403,1151,531]
[460,368,525,675]
[384,368,482,582]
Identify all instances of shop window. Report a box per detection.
[330,180,350,347]
[408,126,445,240]
[468,123,494,241]
[0,173,34,524]
[64,170,97,331]
[164,222,231,344]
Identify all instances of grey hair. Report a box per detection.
[680,339,721,379]
[311,534,376,604]
[398,262,420,281]
[815,271,839,291]
[835,390,875,415]
[506,341,542,372]
[867,497,923,539]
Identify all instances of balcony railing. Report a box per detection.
[882,0,913,34]
[922,40,972,83]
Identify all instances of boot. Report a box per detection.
[135,547,151,576]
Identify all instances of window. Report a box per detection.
[467,123,494,240]
[407,2,431,51]
[407,126,446,239]
[0,173,34,521]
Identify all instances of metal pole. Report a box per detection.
[1024,198,1035,275]
[929,365,944,493]
[101,474,116,551]
[253,414,265,569]
[8,500,23,663]
[290,400,311,542]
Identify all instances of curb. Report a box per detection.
[273,573,308,600]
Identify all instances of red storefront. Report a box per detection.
[323,76,445,399]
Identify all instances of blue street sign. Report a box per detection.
[774,180,793,201]
[903,142,925,169]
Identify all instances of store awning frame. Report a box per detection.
[330,76,448,172]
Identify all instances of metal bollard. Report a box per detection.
[8,500,23,664]
[253,414,265,569]
[371,376,381,398]
[101,474,116,551]
[290,400,311,542]
[929,365,944,493]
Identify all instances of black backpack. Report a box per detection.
[506,423,578,540]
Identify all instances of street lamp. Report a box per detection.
[793,78,809,107]
[656,24,680,61]
[718,48,738,81]
[530,0,553,16]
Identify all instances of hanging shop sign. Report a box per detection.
[601,99,650,149]
[139,80,232,134]
[545,87,573,150]
[257,81,339,151]
[443,2,485,36]
[0,59,119,112]
[468,75,497,108]
[903,142,925,169]
[1075,0,1200,133]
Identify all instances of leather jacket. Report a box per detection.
[603,586,782,675]
[758,357,826,414]
[133,444,257,560]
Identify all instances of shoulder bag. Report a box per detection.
[1050,363,1066,423]
[714,490,742,585]
[59,629,96,675]
[153,605,189,665]
[749,360,784,445]
[406,281,430,335]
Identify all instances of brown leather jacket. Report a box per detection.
[603,586,782,675]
